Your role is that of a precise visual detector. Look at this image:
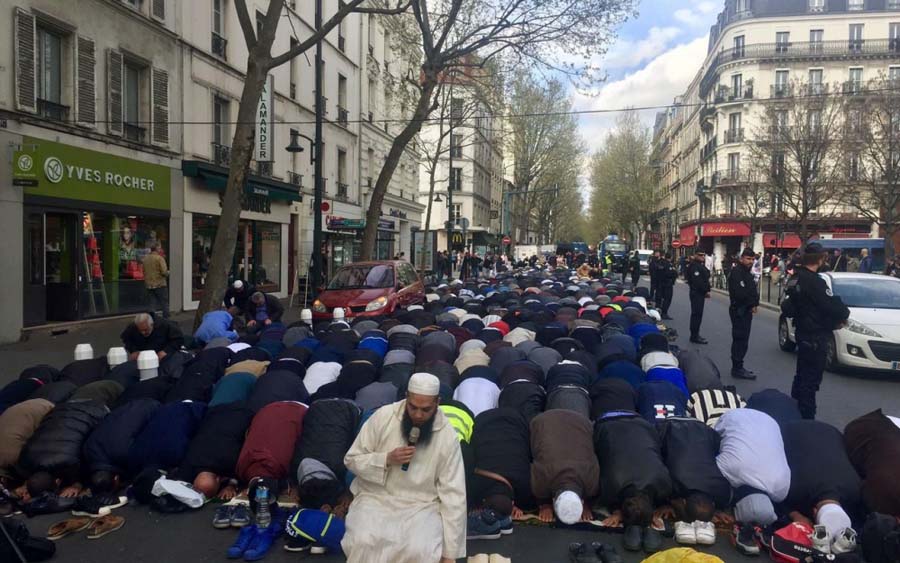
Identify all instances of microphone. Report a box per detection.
[401,427,420,472]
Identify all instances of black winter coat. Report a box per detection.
[676,350,723,394]
[292,398,361,479]
[20,401,108,474]
[177,402,254,481]
[83,399,160,474]
[247,370,310,413]
[498,381,546,424]
[728,264,759,311]
[686,262,711,294]
[658,417,731,508]
[60,358,109,387]
[244,294,285,323]
[470,408,533,507]
[788,267,851,336]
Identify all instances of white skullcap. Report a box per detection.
[647,309,662,322]
[816,503,852,541]
[233,280,244,289]
[407,304,424,311]
[554,490,582,525]
[407,373,440,396]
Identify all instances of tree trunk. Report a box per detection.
[361,80,437,259]
[193,58,268,330]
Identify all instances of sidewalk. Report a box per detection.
[0,298,303,386]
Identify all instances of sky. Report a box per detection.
[572,0,722,156]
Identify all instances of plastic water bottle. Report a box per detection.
[255,485,271,528]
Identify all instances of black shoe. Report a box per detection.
[594,542,624,563]
[22,493,75,516]
[283,535,313,552]
[661,314,673,320]
[568,542,602,563]
[150,494,188,514]
[733,523,761,556]
[689,336,709,344]
[71,493,127,517]
[731,368,757,380]
[623,525,642,552]
[643,527,663,554]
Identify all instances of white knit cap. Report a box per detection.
[407,373,440,396]
[233,280,243,289]
[816,503,852,541]
[553,490,582,525]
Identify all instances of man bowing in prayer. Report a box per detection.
[342,372,467,563]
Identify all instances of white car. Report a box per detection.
[637,249,653,274]
[779,272,900,371]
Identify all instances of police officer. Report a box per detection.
[648,250,661,304]
[629,251,641,287]
[656,252,677,320]
[783,242,850,420]
[685,251,711,344]
[728,248,760,380]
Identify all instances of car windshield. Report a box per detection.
[639,252,652,260]
[832,278,900,310]
[606,242,628,253]
[328,265,394,289]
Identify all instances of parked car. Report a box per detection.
[779,272,900,371]
[312,260,425,319]
[637,249,653,274]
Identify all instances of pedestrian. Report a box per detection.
[728,248,759,380]
[885,254,900,278]
[782,242,850,419]
[751,253,762,284]
[685,251,711,344]
[858,248,873,273]
[142,242,169,319]
[656,253,677,320]
[648,251,660,303]
[435,252,446,284]
[629,251,641,287]
[223,280,255,313]
[244,292,284,334]
[341,373,467,563]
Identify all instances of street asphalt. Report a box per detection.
[3,281,897,562]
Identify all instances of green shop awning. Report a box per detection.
[181,160,302,202]
[472,231,500,246]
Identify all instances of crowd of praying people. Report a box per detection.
[1,264,899,563]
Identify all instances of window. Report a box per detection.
[848,153,861,180]
[891,66,900,86]
[808,0,825,12]
[367,78,376,120]
[450,134,462,158]
[367,14,376,54]
[848,67,863,94]
[808,109,823,132]
[774,70,789,97]
[809,69,824,94]
[849,24,864,52]
[772,153,786,180]
[450,167,462,191]
[847,108,863,135]
[337,74,348,125]
[848,0,864,10]
[450,97,463,123]
[337,148,348,199]
[728,194,737,215]
[891,23,900,51]
[213,95,230,155]
[450,203,462,223]
[735,0,750,15]
[338,1,346,52]
[212,0,226,58]
[776,31,790,53]
[36,26,62,106]
[733,35,745,58]
[124,61,144,142]
[728,152,741,175]
[288,38,298,98]
[728,112,742,143]
[731,74,743,98]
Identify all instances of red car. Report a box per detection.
[311,260,425,319]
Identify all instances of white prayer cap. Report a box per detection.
[233,280,244,289]
[408,373,440,396]
[647,309,661,322]
[554,490,582,525]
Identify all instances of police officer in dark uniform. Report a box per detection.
[728,248,760,380]
[656,253,677,320]
[782,242,850,420]
[685,251,711,344]
[648,251,660,304]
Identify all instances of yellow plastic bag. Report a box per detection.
[641,547,724,563]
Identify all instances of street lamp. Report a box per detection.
[285,129,315,164]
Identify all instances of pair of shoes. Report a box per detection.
[46,516,93,540]
[568,542,624,563]
[23,493,76,516]
[623,526,661,553]
[831,527,857,554]
[675,521,696,544]
[731,368,757,380]
[496,515,513,535]
[213,505,252,529]
[811,525,832,554]
[86,515,125,539]
[690,336,709,344]
[71,494,128,518]
[467,510,502,540]
[733,523,761,556]
[227,525,258,559]
[243,522,282,561]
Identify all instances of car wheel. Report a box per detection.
[825,335,840,372]
[779,317,796,352]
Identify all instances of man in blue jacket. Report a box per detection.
[128,400,207,474]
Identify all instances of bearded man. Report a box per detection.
[342,372,466,563]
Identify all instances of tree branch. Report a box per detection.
[234,0,258,49]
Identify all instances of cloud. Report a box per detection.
[672,1,719,26]
[600,26,683,70]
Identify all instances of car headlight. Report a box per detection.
[365,296,388,312]
[312,299,327,313]
[846,318,882,337]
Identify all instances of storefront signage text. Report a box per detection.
[378,219,396,231]
[327,216,365,230]
[255,74,275,162]
[218,192,271,214]
[388,208,407,219]
[701,222,751,237]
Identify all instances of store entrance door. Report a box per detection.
[24,211,79,324]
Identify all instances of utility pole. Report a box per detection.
[446,71,455,256]
[311,0,324,298]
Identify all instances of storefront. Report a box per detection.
[323,216,399,276]
[182,160,299,308]
[14,137,173,326]
[701,222,750,264]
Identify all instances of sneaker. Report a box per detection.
[643,527,662,553]
[23,493,75,517]
[72,494,127,518]
[86,515,125,539]
[694,521,716,546]
[733,523,760,556]
[467,510,502,540]
[832,527,857,554]
[283,535,312,552]
[594,542,624,563]
[623,525,642,552]
[227,525,258,559]
[675,521,697,545]
[811,524,832,554]
[568,542,601,563]
[497,515,513,535]
[243,523,280,561]
[213,505,233,529]
[231,505,251,528]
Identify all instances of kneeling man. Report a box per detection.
[342,372,466,563]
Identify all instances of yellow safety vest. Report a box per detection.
[440,405,473,444]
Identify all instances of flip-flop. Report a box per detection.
[86,515,125,539]
[47,516,93,540]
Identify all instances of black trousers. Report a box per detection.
[792,332,829,420]
[650,279,658,303]
[658,285,673,315]
[730,308,753,370]
[631,273,640,286]
[689,290,706,338]
[147,287,169,319]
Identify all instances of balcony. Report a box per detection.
[287,171,303,187]
[337,105,349,126]
[807,83,828,96]
[335,182,350,202]
[770,84,792,98]
[842,81,865,95]
[724,129,744,144]
[256,161,273,177]
[211,142,231,166]
[714,168,750,186]
[700,104,717,124]
[37,98,70,122]
[124,123,147,143]
[212,32,227,59]
[700,137,717,162]
[715,84,754,103]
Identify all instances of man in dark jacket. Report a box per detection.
[224,279,256,312]
[843,409,900,517]
[245,292,284,333]
[783,242,850,419]
[629,252,641,287]
[648,251,660,305]
[127,400,207,474]
[685,251,711,344]
[655,254,677,320]
[469,408,534,518]
[728,248,760,379]
[120,313,185,361]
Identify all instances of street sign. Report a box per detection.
[320,201,330,212]
[502,236,512,245]
[671,240,682,248]
[459,217,470,232]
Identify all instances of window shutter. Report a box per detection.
[107,49,123,136]
[14,8,37,113]
[75,36,96,127]
[151,67,169,146]
[151,0,165,21]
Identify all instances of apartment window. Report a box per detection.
[848,0,864,10]
[383,29,391,66]
[772,153,786,180]
[891,66,900,85]
[775,32,790,53]
[731,74,743,98]
[808,109,823,132]
[728,153,741,175]
[848,153,861,180]
[728,113,742,143]
[849,24,864,52]
[733,35,745,58]
[211,0,227,58]
[735,0,749,15]
[367,14,375,54]
[213,95,230,147]
[848,67,863,94]
[337,74,348,125]
[774,70,789,97]
[890,23,900,51]
[728,194,738,215]
[809,69,824,95]
[450,97,463,125]
[450,134,463,158]
[289,38,298,98]
[808,0,825,12]
[337,149,348,199]
[810,29,823,44]
[847,108,863,135]
[450,167,462,191]
[36,25,65,121]
[124,61,144,142]
[338,1,346,52]
[450,203,462,223]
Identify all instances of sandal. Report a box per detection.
[47,517,93,541]
[86,515,125,539]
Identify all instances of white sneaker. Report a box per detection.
[810,525,832,554]
[694,520,716,546]
[832,527,857,554]
[675,521,697,545]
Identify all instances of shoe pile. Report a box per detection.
[467,509,504,541]
[623,525,662,554]
[213,505,251,529]
[568,541,623,563]
[675,520,717,546]
[71,494,128,518]
[227,521,283,561]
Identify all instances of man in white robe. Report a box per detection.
[342,372,467,563]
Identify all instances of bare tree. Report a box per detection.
[738,171,770,240]
[843,76,900,259]
[747,80,847,241]
[358,0,637,259]
[195,0,410,329]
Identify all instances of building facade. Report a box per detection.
[0,0,422,343]
[652,0,898,268]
